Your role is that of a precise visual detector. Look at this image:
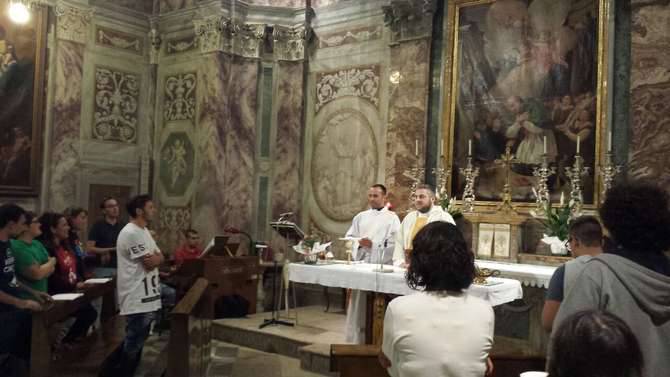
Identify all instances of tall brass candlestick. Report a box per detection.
[494,146,518,213]
[598,151,622,203]
[432,164,452,201]
[459,155,479,213]
[404,167,426,206]
[565,153,590,216]
[532,153,556,214]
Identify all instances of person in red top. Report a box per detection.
[173,228,202,267]
[38,212,97,347]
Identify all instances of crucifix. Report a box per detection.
[495,146,518,213]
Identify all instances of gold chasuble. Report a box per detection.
[407,216,428,251]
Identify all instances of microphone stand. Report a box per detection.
[259,257,294,328]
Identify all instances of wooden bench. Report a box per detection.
[331,344,546,377]
[30,279,117,377]
[166,277,213,377]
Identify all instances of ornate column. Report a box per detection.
[47,1,92,211]
[383,0,437,213]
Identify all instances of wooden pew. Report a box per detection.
[171,256,260,315]
[167,277,213,377]
[30,279,116,377]
[330,344,547,377]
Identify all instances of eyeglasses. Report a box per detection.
[564,237,573,251]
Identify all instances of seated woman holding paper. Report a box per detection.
[38,212,97,348]
[380,222,494,377]
[11,211,56,298]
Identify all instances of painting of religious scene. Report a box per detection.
[0,2,46,196]
[448,0,604,205]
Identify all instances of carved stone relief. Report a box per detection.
[159,132,195,197]
[166,35,198,55]
[158,205,192,252]
[194,16,266,58]
[95,26,143,54]
[164,72,196,121]
[311,108,379,221]
[315,65,380,113]
[93,67,140,143]
[55,3,93,44]
[273,25,307,61]
[318,25,382,48]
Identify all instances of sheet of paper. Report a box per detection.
[477,223,495,258]
[52,293,84,301]
[84,278,112,284]
[493,224,511,258]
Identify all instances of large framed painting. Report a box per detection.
[442,0,610,209]
[0,2,47,196]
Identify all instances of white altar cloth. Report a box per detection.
[289,262,523,307]
[475,260,557,289]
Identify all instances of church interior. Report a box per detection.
[1,0,669,376]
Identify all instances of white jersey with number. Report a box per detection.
[117,222,162,315]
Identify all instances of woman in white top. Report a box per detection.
[380,221,494,377]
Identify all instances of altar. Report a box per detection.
[289,262,523,345]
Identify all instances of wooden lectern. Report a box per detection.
[173,255,260,315]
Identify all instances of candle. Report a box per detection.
[415,139,419,156]
[468,139,472,156]
[440,139,444,157]
[543,136,547,154]
[560,192,565,206]
[608,131,612,152]
[576,135,580,154]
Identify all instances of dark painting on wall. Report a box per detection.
[0,2,46,196]
[443,0,610,208]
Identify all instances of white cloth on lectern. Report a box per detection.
[344,207,400,343]
[345,207,400,265]
[392,206,455,266]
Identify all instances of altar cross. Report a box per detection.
[494,146,518,213]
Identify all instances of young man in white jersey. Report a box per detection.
[99,194,163,377]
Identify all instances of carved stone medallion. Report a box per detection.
[311,108,379,221]
[159,132,195,197]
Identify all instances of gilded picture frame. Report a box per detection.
[0,3,47,196]
[441,0,610,211]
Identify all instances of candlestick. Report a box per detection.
[459,155,479,213]
[415,139,419,156]
[468,139,472,156]
[608,131,612,152]
[543,136,547,154]
[565,155,590,216]
[532,152,555,214]
[494,146,518,213]
[599,151,622,203]
[576,135,580,154]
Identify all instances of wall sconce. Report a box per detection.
[8,1,30,24]
[389,70,402,85]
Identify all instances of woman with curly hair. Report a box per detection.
[38,212,97,349]
[554,182,670,376]
[380,221,493,377]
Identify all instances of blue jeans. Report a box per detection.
[0,309,31,362]
[98,311,156,377]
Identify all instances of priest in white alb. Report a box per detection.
[344,184,400,343]
[393,184,455,267]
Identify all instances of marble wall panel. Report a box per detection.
[49,41,85,211]
[105,0,153,13]
[247,0,305,6]
[271,62,304,219]
[385,39,430,213]
[192,53,230,243]
[629,2,670,187]
[224,57,259,233]
[160,0,196,13]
